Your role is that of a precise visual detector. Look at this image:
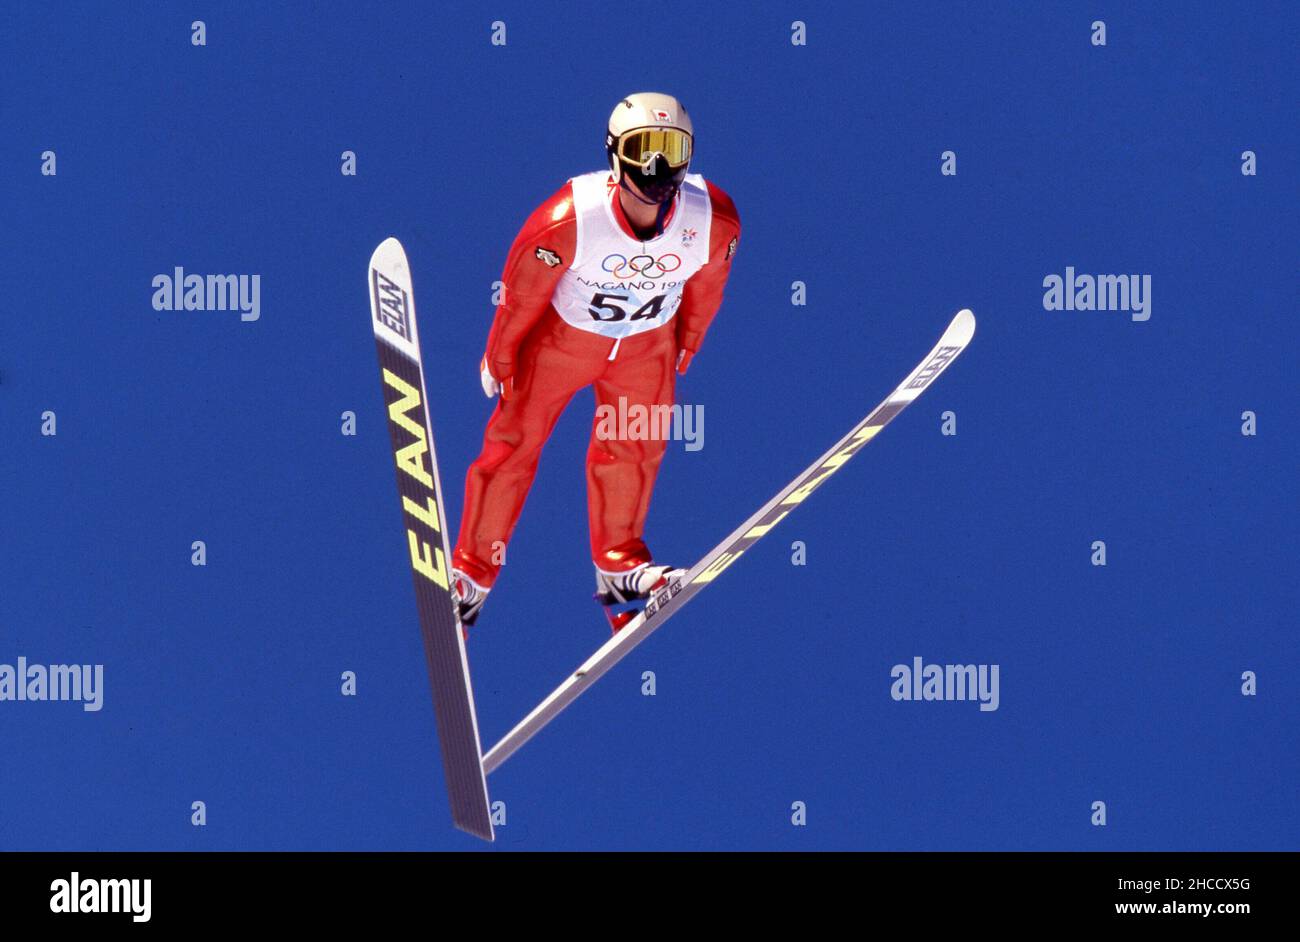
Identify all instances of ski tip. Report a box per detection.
[369,236,408,271]
[946,308,976,345]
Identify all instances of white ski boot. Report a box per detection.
[452,569,490,633]
[595,563,685,634]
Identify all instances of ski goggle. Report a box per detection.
[616,128,693,169]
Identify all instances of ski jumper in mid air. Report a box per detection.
[451,92,742,631]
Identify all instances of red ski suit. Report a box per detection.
[453,174,741,587]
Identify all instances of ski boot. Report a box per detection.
[452,568,490,639]
[595,563,685,634]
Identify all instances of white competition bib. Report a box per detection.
[551,171,713,340]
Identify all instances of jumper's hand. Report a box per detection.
[480,357,513,400]
[675,349,694,375]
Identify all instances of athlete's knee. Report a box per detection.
[589,430,669,465]
[475,427,549,473]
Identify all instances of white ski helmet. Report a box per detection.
[605,92,694,204]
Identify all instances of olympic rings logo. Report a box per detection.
[601,253,681,279]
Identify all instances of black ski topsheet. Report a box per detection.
[369,238,493,841]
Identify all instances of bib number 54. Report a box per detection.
[588,293,667,323]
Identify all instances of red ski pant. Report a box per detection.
[453,315,676,588]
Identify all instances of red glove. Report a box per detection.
[675,349,694,375]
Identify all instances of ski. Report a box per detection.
[368,237,494,841]
[482,309,976,775]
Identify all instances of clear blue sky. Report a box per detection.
[1,1,1294,850]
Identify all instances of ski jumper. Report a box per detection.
[453,171,741,587]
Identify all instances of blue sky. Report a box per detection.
[0,1,1295,850]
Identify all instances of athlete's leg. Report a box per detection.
[454,326,602,587]
[585,330,677,573]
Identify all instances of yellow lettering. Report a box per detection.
[408,530,449,589]
[402,494,442,533]
[744,509,789,539]
[780,466,834,507]
[694,550,744,584]
[383,370,446,588]
[395,440,433,488]
[827,424,880,465]
[780,426,881,506]
[382,368,426,439]
[383,369,435,487]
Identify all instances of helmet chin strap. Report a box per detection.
[652,193,675,233]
